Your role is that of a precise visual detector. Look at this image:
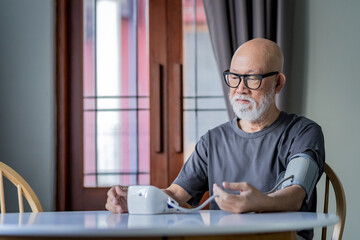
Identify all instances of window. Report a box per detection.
[56,0,227,210]
[182,0,227,161]
[83,0,150,187]
[56,0,183,210]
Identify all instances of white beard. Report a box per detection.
[229,86,275,122]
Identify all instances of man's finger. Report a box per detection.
[213,183,238,201]
[105,201,120,214]
[119,197,128,211]
[114,185,128,196]
[213,183,242,213]
[107,187,116,197]
[107,187,119,205]
[213,183,228,197]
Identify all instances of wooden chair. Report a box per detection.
[0,162,43,213]
[322,163,346,240]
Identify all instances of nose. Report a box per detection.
[236,78,250,94]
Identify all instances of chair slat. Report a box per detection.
[321,175,330,240]
[17,185,24,213]
[324,176,330,213]
[0,171,5,214]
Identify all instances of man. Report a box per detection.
[106,38,325,240]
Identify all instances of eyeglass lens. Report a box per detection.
[225,74,261,89]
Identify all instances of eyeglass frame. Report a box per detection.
[223,70,279,90]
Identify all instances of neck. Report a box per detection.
[238,106,280,133]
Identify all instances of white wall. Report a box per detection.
[0,0,55,211]
[291,0,360,239]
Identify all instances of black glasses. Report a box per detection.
[223,70,278,90]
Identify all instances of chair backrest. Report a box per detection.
[0,162,43,213]
[321,163,346,240]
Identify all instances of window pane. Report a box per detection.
[183,110,196,161]
[197,111,228,138]
[197,97,226,110]
[83,0,149,187]
[182,0,227,161]
[84,111,96,186]
[96,0,121,96]
[138,111,150,173]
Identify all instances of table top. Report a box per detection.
[0,210,338,237]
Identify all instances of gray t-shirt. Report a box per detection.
[173,111,325,239]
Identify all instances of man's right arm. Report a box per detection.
[105,184,192,213]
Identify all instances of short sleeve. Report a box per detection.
[288,122,325,173]
[173,135,209,206]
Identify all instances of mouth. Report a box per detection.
[236,99,250,104]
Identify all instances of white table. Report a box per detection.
[0,210,338,239]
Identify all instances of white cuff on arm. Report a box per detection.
[281,153,320,203]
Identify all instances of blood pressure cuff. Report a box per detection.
[280,153,320,203]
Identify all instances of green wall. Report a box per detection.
[0,0,55,211]
[291,0,360,238]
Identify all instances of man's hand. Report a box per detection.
[213,181,306,214]
[105,185,128,213]
[213,182,270,213]
[105,184,192,213]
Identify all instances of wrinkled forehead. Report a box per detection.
[230,50,272,74]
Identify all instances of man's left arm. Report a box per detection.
[213,181,306,214]
[214,152,321,213]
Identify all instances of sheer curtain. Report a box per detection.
[203,0,294,119]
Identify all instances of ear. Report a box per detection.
[275,73,286,94]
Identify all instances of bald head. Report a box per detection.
[228,39,286,125]
[230,38,284,73]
